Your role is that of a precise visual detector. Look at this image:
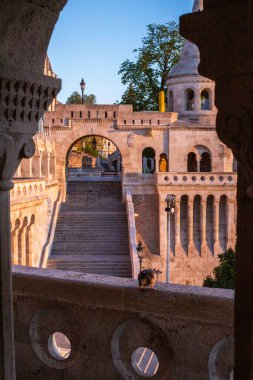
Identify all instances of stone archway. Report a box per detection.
[65,133,122,181]
[55,123,132,184]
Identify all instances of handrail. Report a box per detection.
[125,190,139,279]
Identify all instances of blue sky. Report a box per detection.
[48,0,194,104]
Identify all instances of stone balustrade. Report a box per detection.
[11,179,46,203]
[13,266,234,380]
[123,172,237,187]
[125,190,139,279]
[156,172,237,186]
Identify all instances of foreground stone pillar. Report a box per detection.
[180,1,253,377]
[0,185,15,378]
[0,1,67,377]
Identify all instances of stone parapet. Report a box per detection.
[13,266,234,380]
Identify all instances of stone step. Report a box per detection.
[48,181,131,278]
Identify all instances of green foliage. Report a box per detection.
[203,248,236,289]
[84,145,98,158]
[118,22,183,111]
[66,91,97,105]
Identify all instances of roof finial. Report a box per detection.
[192,0,203,12]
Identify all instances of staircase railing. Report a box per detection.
[125,190,139,279]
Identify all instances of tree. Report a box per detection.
[66,91,97,105]
[118,23,184,111]
[203,248,236,289]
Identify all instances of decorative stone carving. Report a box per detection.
[216,105,253,197]
[0,77,58,129]
[127,133,135,148]
[0,133,35,190]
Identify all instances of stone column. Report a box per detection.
[0,0,67,377]
[213,197,221,256]
[196,157,200,172]
[159,194,168,273]
[175,198,182,254]
[0,185,15,378]
[187,196,195,256]
[26,220,35,267]
[19,219,28,266]
[11,220,20,265]
[180,2,253,377]
[227,198,236,249]
[201,198,208,256]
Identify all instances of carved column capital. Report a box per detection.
[0,133,35,190]
[216,102,253,197]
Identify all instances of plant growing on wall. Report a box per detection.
[118,22,183,111]
[203,248,236,289]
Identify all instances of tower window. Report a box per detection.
[187,152,197,172]
[201,89,212,110]
[200,152,211,172]
[186,89,195,111]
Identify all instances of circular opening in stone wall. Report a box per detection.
[48,332,71,361]
[131,347,159,378]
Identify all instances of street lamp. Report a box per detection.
[80,78,86,104]
[92,137,97,151]
[165,194,175,283]
[136,240,145,272]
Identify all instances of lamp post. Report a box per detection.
[80,78,86,104]
[108,141,111,157]
[136,240,145,272]
[165,194,175,283]
[92,137,97,151]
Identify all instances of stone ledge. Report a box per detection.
[13,266,234,325]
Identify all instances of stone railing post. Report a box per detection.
[180,1,253,377]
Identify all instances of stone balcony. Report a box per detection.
[11,178,46,205]
[123,172,237,188]
[13,266,234,380]
[156,172,237,187]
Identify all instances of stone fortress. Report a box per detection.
[10,0,236,286]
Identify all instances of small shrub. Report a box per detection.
[203,248,236,289]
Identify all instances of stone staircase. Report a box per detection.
[47,182,132,278]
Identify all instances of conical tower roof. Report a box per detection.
[168,0,203,78]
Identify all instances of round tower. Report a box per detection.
[166,0,217,126]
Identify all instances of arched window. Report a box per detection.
[186,89,195,111]
[168,91,174,112]
[159,153,168,172]
[142,147,156,173]
[187,152,197,172]
[201,89,212,110]
[200,152,211,172]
